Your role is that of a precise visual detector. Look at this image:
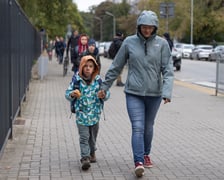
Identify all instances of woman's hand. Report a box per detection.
[163,98,171,104]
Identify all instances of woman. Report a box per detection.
[98,10,174,177]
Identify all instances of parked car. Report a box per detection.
[208,45,224,61]
[191,45,213,60]
[182,44,195,59]
[103,41,112,58]
[98,42,105,56]
[173,43,184,54]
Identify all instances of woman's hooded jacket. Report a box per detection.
[65,55,110,126]
[101,10,174,100]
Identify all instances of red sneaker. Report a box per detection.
[144,155,153,168]
[135,162,145,177]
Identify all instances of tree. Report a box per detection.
[17,0,85,40]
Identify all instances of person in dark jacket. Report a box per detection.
[163,32,173,51]
[98,10,174,177]
[111,32,124,86]
[66,30,80,70]
[55,36,65,64]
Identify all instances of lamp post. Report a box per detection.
[190,0,194,44]
[105,11,115,37]
[94,16,102,42]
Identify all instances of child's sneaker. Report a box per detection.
[144,155,153,168]
[80,157,91,170]
[135,162,145,177]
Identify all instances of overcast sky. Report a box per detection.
[73,0,106,12]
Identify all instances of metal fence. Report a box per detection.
[216,57,224,95]
[0,0,41,155]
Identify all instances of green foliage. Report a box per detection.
[80,0,131,41]
[17,0,84,40]
[17,0,224,44]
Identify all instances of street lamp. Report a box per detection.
[105,11,115,37]
[94,16,102,42]
[190,0,194,44]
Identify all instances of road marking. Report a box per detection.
[174,80,222,95]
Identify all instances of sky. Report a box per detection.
[73,0,106,12]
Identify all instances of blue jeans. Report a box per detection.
[126,93,162,164]
[77,122,99,158]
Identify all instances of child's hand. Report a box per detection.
[98,90,106,99]
[70,89,81,98]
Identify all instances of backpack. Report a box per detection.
[70,76,103,113]
[108,42,118,59]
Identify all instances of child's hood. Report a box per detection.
[79,55,99,81]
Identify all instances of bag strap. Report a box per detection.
[71,75,80,90]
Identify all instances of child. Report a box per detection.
[79,38,101,73]
[65,55,110,170]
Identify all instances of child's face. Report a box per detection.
[80,36,88,45]
[83,60,95,78]
[88,45,95,53]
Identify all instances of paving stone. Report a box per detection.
[0,57,224,179]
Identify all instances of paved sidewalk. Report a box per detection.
[0,57,224,180]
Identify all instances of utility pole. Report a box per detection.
[94,16,102,42]
[105,11,116,37]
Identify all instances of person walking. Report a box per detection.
[108,32,125,86]
[65,55,110,171]
[55,36,65,64]
[66,30,80,71]
[163,32,173,51]
[98,10,174,177]
[73,34,89,73]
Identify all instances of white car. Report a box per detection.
[182,44,195,59]
[191,45,213,60]
[98,42,105,56]
[173,43,184,54]
[208,45,224,61]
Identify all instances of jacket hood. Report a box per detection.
[163,32,171,39]
[137,10,158,28]
[88,38,96,46]
[79,55,99,81]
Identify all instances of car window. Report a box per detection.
[201,47,213,50]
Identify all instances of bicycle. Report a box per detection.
[63,56,69,76]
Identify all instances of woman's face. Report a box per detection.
[80,36,88,45]
[140,25,155,38]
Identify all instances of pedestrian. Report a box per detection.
[98,10,174,177]
[73,34,89,73]
[79,38,101,73]
[108,32,125,86]
[65,55,110,171]
[45,40,54,61]
[66,30,80,71]
[55,36,65,64]
[163,32,174,51]
[54,36,60,60]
